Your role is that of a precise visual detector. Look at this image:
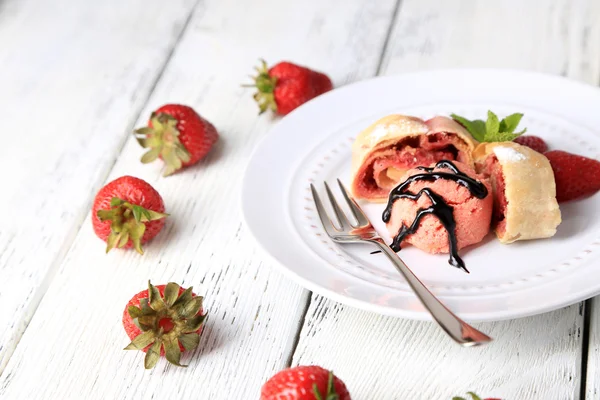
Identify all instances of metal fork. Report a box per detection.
[310,180,492,346]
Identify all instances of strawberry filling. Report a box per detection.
[355,132,469,198]
[479,155,508,235]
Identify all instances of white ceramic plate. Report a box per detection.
[241,69,600,322]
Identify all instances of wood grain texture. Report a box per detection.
[0,0,199,373]
[0,0,398,398]
[295,299,583,399]
[293,1,600,399]
[587,300,599,398]
[381,0,600,82]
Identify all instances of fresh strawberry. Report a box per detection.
[248,60,333,115]
[261,365,350,400]
[123,281,206,369]
[513,135,548,153]
[92,176,168,254]
[545,150,600,202]
[134,104,218,176]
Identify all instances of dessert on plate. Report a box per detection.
[383,160,492,272]
[350,115,478,202]
[474,141,561,243]
[349,110,600,272]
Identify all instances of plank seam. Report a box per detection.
[285,291,313,367]
[0,0,202,377]
[375,0,403,75]
[581,299,592,399]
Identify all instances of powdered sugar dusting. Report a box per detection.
[494,146,527,162]
[370,124,391,142]
[368,119,428,144]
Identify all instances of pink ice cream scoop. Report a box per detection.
[383,160,493,271]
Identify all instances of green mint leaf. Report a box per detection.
[485,110,500,138]
[451,114,486,141]
[491,130,527,142]
[452,111,526,143]
[471,120,487,140]
[499,112,523,133]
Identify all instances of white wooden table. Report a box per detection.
[0,1,599,399]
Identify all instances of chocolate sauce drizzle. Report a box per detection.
[382,160,488,273]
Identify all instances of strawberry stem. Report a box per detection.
[124,281,206,369]
[97,197,168,254]
[312,371,339,400]
[247,59,278,114]
[134,113,192,176]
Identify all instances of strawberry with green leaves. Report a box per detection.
[247,60,333,115]
[261,366,350,400]
[92,176,168,254]
[451,111,526,142]
[123,281,206,369]
[134,104,218,176]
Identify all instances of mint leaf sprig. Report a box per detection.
[451,111,526,142]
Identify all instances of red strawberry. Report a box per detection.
[249,60,333,115]
[123,281,206,369]
[261,365,350,400]
[134,104,218,176]
[513,135,548,153]
[92,176,168,254]
[545,150,600,202]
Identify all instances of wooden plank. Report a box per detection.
[0,0,198,372]
[381,0,599,82]
[0,0,398,398]
[293,1,600,399]
[587,300,599,398]
[295,298,583,399]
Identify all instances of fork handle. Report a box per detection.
[371,238,492,346]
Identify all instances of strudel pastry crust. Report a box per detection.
[474,141,561,243]
[350,115,478,202]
